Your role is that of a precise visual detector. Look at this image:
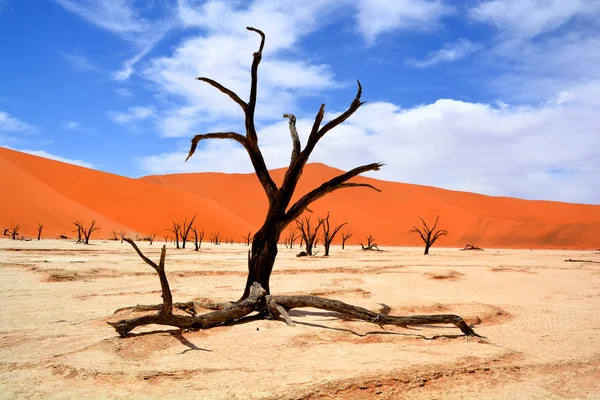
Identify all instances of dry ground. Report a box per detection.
[1,239,599,399]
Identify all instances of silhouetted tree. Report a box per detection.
[36,222,44,241]
[181,215,196,249]
[112,230,119,241]
[296,216,324,256]
[118,231,126,243]
[73,221,83,243]
[192,227,204,251]
[7,224,20,240]
[360,234,379,251]
[109,27,479,339]
[341,230,353,249]
[211,232,221,245]
[409,215,448,255]
[319,213,347,256]
[243,231,252,246]
[283,227,300,248]
[168,221,181,249]
[74,220,100,245]
[147,231,157,245]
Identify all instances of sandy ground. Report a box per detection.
[0,239,599,399]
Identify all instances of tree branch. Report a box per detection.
[196,77,247,112]
[245,26,265,145]
[284,162,383,224]
[186,132,248,162]
[283,113,300,163]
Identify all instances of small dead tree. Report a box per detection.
[112,230,119,241]
[74,220,100,245]
[243,231,252,246]
[147,231,157,245]
[181,215,197,249]
[409,215,448,255]
[341,230,353,249]
[296,216,324,256]
[109,27,480,339]
[118,231,126,243]
[319,213,348,256]
[283,227,300,248]
[211,232,221,245]
[7,224,20,240]
[360,234,379,251]
[168,221,182,249]
[461,244,483,251]
[192,227,204,251]
[36,222,44,240]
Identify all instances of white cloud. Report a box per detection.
[18,149,94,169]
[59,120,93,133]
[469,0,600,40]
[107,106,155,126]
[54,0,149,34]
[115,87,133,98]
[406,39,482,68]
[0,111,38,133]
[136,83,600,203]
[355,0,453,42]
[60,52,100,72]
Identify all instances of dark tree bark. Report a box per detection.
[112,230,119,241]
[8,224,20,240]
[37,222,44,241]
[181,215,196,249]
[148,231,157,245]
[118,231,126,243]
[243,231,252,246]
[211,232,221,245]
[341,230,353,249]
[110,26,481,339]
[73,221,83,243]
[360,234,379,251]
[461,244,483,251]
[168,221,181,249]
[192,227,204,251]
[320,213,348,256]
[409,215,448,255]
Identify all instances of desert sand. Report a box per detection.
[1,238,599,399]
[2,147,600,249]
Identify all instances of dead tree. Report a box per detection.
[36,222,44,240]
[192,227,204,251]
[360,234,379,251]
[181,215,196,249]
[168,221,182,249]
[112,230,119,241]
[109,27,480,339]
[283,227,300,248]
[410,215,448,255]
[320,213,348,256]
[7,224,20,240]
[461,244,483,251]
[146,231,157,245]
[118,231,126,243]
[211,232,221,245]
[243,231,252,246]
[73,221,83,243]
[73,220,99,244]
[341,230,353,249]
[296,216,324,256]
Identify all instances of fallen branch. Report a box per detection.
[460,244,484,251]
[565,259,600,264]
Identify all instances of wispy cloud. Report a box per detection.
[60,52,100,72]
[0,111,38,133]
[355,0,453,43]
[107,106,155,126]
[60,120,93,132]
[115,87,133,98]
[406,39,481,68]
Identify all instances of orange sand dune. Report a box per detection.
[1,147,599,249]
[0,147,255,240]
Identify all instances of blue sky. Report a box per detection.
[1,0,599,204]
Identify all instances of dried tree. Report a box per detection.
[73,221,83,243]
[341,230,353,249]
[7,224,20,240]
[283,227,300,249]
[112,230,119,241]
[461,244,483,251]
[243,231,252,246]
[109,27,480,339]
[118,231,126,243]
[36,222,44,241]
[147,231,157,245]
[74,220,100,245]
[409,215,448,255]
[296,216,324,256]
[360,234,379,251]
[319,213,348,256]
[211,232,221,245]
[181,215,196,249]
[168,221,182,249]
[192,227,204,251]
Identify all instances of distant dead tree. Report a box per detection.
[319,213,348,256]
[74,220,100,245]
[192,227,204,251]
[112,230,119,241]
[360,234,379,251]
[211,232,221,245]
[283,227,300,249]
[108,27,479,339]
[7,224,20,240]
[118,231,126,243]
[243,231,252,246]
[168,221,182,249]
[409,215,448,255]
[296,216,324,256]
[461,244,483,251]
[37,222,44,241]
[341,230,353,249]
[147,231,157,245]
[3,228,8,236]
[181,215,197,249]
